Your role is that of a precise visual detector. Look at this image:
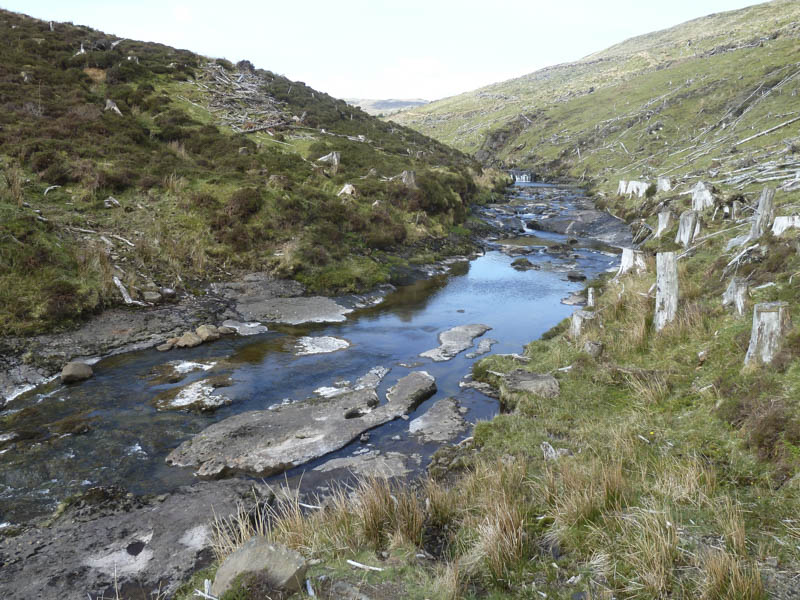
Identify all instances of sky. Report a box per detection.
[3,0,763,101]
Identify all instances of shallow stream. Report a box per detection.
[0,184,621,525]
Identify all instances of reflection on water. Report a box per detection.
[0,187,620,524]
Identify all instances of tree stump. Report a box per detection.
[587,287,596,308]
[771,215,800,237]
[722,277,748,316]
[655,210,673,238]
[744,301,791,366]
[657,176,672,192]
[691,181,714,211]
[655,252,678,331]
[570,310,595,340]
[675,210,700,248]
[615,248,647,279]
[748,187,776,241]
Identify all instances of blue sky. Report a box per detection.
[2,1,762,100]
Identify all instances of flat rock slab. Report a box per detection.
[0,480,256,600]
[166,372,436,479]
[239,296,352,325]
[503,370,560,398]
[314,450,414,478]
[409,397,467,443]
[420,324,492,362]
[466,338,498,359]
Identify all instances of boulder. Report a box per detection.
[211,537,307,597]
[60,361,93,384]
[195,324,220,342]
[175,332,203,348]
[142,291,162,303]
[583,340,604,358]
[503,370,560,399]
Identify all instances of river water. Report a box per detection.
[0,184,621,525]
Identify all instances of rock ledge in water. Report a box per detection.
[420,324,492,362]
[166,371,436,478]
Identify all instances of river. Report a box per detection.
[0,183,623,526]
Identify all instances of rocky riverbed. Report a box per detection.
[0,182,629,598]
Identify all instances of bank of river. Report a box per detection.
[0,183,629,599]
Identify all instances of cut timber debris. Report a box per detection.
[744,301,791,366]
[722,277,748,316]
[112,276,145,306]
[104,99,122,116]
[655,252,678,332]
[337,183,356,197]
[675,210,700,248]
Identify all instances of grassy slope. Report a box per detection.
[391,0,800,178]
[195,3,800,599]
[0,9,508,336]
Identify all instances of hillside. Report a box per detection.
[346,97,429,116]
[173,3,800,599]
[391,0,800,184]
[0,10,505,336]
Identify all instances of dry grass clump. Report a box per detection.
[698,549,766,600]
[588,505,679,598]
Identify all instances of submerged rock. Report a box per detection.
[409,397,467,443]
[420,324,492,362]
[314,450,413,478]
[166,371,436,478]
[220,319,268,336]
[154,378,232,412]
[294,336,350,356]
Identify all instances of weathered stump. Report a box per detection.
[570,310,595,340]
[691,181,714,211]
[657,176,672,193]
[771,215,800,237]
[615,248,647,279]
[317,151,341,174]
[655,252,678,332]
[722,277,748,316]
[587,287,596,308]
[748,187,776,241]
[675,210,700,248]
[744,301,791,366]
[655,210,673,238]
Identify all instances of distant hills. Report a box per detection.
[346,98,429,116]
